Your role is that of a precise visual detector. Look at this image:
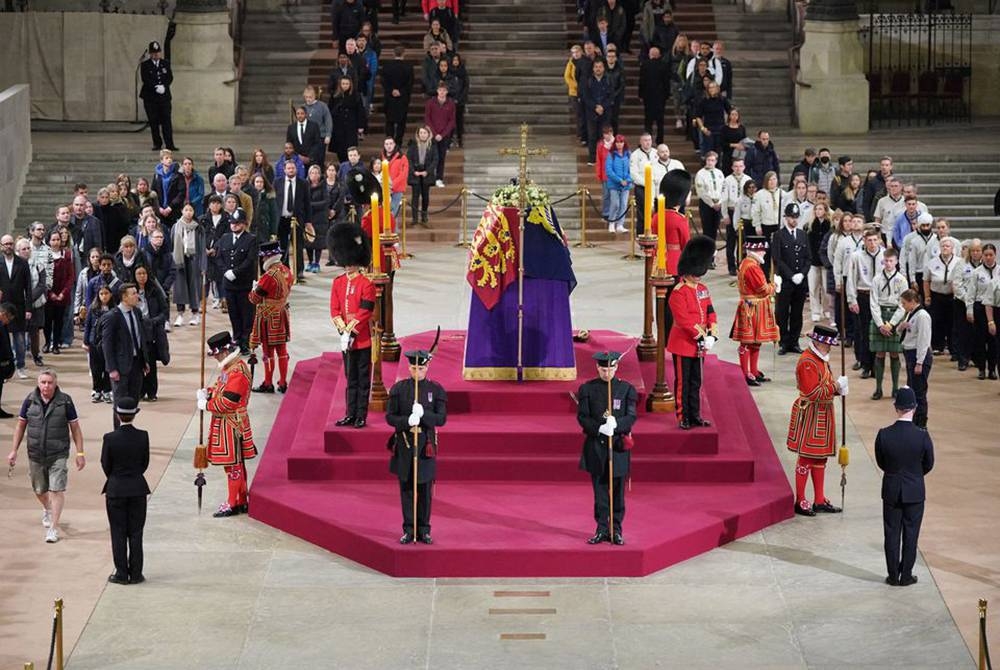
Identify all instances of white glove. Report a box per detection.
[836,375,849,396]
[703,335,717,351]
[791,273,804,285]
[196,389,207,402]
[155,84,165,94]
[411,402,424,418]
[598,421,615,437]
[774,275,782,293]
[197,397,208,411]
[339,332,351,352]
[605,415,617,430]
[224,269,236,282]
[407,413,420,427]
[251,280,258,293]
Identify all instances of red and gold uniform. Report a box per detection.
[650,209,691,276]
[787,345,839,513]
[249,257,293,390]
[206,351,257,511]
[667,277,717,426]
[330,269,377,421]
[361,211,401,273]
[730,255,779,382]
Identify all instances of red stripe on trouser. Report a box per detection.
[673,354,684,421]
[225,464,247,507]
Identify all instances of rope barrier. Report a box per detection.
[426,190,467,215]
[45,598,60,670]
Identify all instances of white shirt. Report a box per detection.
[870,268,908,325]
[900,230,934,283]
[846,247,884,305]
[833,233,863,287]
[750,188,787,232]
[720,172,751,214]
[298,122,305,144]
[3,255,13,277]
[695,167,724,207]
[651,158,685,190]
[628,147,657,185]
[282,178,295,217]
[925,254,962,295]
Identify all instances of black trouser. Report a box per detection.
[89,347,111,393]
[141,345,158,400]
[973,303,998,373]
[399,478,432,535]
[143,97,174,149]
[278,216,306,277]
[225,288,253,350]
[434,136,451,182]
[644,102,665,145]
[904,348,932,427]
[591,470,625,534]
[953,299,973,365]
[761,224,778,270]
[698,201,721,248]
[855,290,873,371]
[572,96,586,142]
[386,114,408,145]
[913,272,925,303]
[455,103,465,144]
[586,113,609,163]
[672,353,703,423]
[392,0,406,19]
[662,282,676,350]
[111,360,144,428]
[633,185,646,235]
[725,209,738,274]
[775,280,807,349]
[411,179,431,221]
[343,346,371,419]
[44,302,64,349]
[928,291,953,353]
[883,499,924,581]
[107,495,147,580]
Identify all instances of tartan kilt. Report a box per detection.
[870,305,903,353]
[730,298,780,344]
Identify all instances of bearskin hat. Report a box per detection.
[328,222,371,268]
[676,235,716,278]
[346,167,381,204]
[659,169,691,209]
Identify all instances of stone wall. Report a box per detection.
[0,85,32,235]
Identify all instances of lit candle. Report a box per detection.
[656,195,666,272]
[643,164,652,233]
[381,160,392,236]
[370,192,382,273]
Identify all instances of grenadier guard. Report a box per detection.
[667,235,718,430]
[248,241,293,394]
[787,324,849,516]
[197,332,257,518]
[329,223,377,429]
[386,338,447,545]
[655,169,693,340]
[730,236,779,386]
[577,351,638,546]
[869,247,909,399]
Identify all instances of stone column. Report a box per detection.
[169,0,235,130]
[795,0,870,134]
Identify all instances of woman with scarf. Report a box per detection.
[406,126,438,227]
[172,202,206,327]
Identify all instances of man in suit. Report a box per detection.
[217,209,259,354]
[139,41,176,151]
[287,106,325,169]
[875,386,934,586]
[274,160,310,282]
[0,234,34,377]
[102,283,148,428]
[381,46,414,144]
[772,203,811,355]
[101,396,150,585]
[638,46,671,146]
[0,303,16,417]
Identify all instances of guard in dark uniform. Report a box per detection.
[874,387,934,586]
[772,202,811,355]
[386,337,447,545]
[139,41,176,151]
[577,351,638,545]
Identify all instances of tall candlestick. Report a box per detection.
[643,164,653,231]
[380,160,391,236]
[371,193,382,274]
[656,195,666,272]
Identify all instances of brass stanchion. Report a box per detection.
[980,598,991,670]
[636,233,658,361]
[24,663,34,669]
[380,232,400,362]
[369,273,390,412]
[454,186,471,248]
[400,194,413,259]
[574,187,595,248]
[621,195,641,260]
[647,271,676,413]
[289,217,299,284]
[54,598,64,670]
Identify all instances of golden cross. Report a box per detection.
[498,123,549,212]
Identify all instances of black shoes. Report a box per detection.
[587,531,610,544]
[354,417,367,428]
[777,346,788,356]
[755,373,771,383]
[898,574,918,586]
[958,362,969,371]
[400,532,415,544]
[978,370,987,380]
[789,345,803,354]
[794,503,816,517]
[234,503,248,514]
[885,575,899,586]
[678,419,692,430]
[130,574,146,584]
[253,383,275,393]
[335,415,356,426]
[612,532,624,545]
[813,500,842,514]
[0,409,14,419]
[693,417,712,427]
[871,389,883,400]
[860,368,871,379]
[852,361,862,371]
[213,506,238,518]
[108,573,129,585]
[276,383,288,394]
[746,376,761,387]
[418,533,433,545]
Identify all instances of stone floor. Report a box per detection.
[4,126,999,668]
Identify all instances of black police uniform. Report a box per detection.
[386,350,447,543]
[139,41,176,151]
[771,203,811,352]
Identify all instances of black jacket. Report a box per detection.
[638,56,672,106]
[771,227,811,279]
[329,93,368,152]
[386,378,447,483]
[274,175,311,224]
[101,307,146,376]
[101,424,151,497]
[381,59,414,119]
[286,119,325,168]
[406,141,439,186]
[0,322,13,380]
[875,420,934,504]
[139,57,172,100]
[217,231,258,291]
[73,214,105,256]
[139,281,170,365]
[95,202,131,253]
[332,0,365,41]
[577,377,637,477]
[151,169,185,224]
[113,251,150,286]
[0,255,33,331]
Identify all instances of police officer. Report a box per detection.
[577,351,638,545]
[140,41,177,152]
[772,202,811,355]
[874,387,934,586]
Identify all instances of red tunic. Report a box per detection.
[329,270,376,349]
[361,211,401,272]
[248,261,292,348]
[650,209,691,275]
[206,356,257,466]
[667,279,717,358]
[786,347,838,458]
[730,256,780,344]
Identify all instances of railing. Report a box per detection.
[227,0,247,124]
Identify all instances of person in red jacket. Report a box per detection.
[667,235,717,429]
[329,223,377,429]
[730,236,780,385]
[787,324,849,516]
[381,137,410,218]
[424,83,456,187]
[654,168,693,342]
